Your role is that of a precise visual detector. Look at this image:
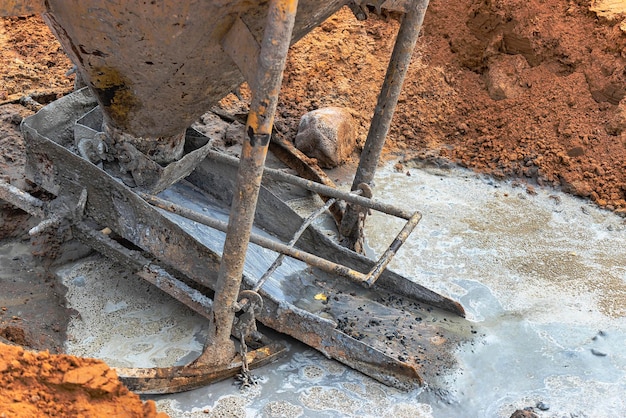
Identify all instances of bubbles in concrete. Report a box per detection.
[381,403,433,418]
[156,395,247,418]
[317,358,347,375]
[262,401,303,418]
[300,365,325,381]
[299,386,360,414]
[209,395,247,417]
[57,256,205,368]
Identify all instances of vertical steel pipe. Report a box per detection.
[340,0,430,248]
[352,0,429,187]
[195,0,299,367]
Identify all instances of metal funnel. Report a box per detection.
[35,1,346,162]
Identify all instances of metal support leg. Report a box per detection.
[194,0,298,367]
[340,0,430,251]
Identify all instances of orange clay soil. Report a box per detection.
[277,1,626,213]
[0,343,167,417]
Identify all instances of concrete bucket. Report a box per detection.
[38,0,347,163]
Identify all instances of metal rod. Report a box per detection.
[196,0,299,367]
[341,0,430,246]
[0,179,45,217]
[28,213,63,236]
[253,197,338,292]
[73,221,216,319]
[137,265,214,320]
[139,193,370,284]
[140,192,422,291]
[206,150,413,220]
[351,0,429,188]
[364,210,422,287]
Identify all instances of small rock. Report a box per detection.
[9,113,23,125]
[536,401,550,411]
[567,146,585,157]
[294,107,357,168]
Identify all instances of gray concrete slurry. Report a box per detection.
[57,162,626,417]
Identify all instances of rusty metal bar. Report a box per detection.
[341,0,430,247]
[138,193,370,284]
[253,197,338,292]
[364,210,422,287]
[116,342,287,394]
[196,0,299,367]
[74,224,216,319]
[351,0,429,188]
[137,265,214,319]
[141,192,422,292]
[0,179,45,217]
[206,150,413,220]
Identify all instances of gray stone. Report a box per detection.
[294,107,357,168]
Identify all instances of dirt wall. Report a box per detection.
[0,342,167,417]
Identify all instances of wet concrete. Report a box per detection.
[0,239,70,352]
[56,161,626,417]
[365,161,626,417]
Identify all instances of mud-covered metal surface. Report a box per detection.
[21,91,223,291]
[158,180,471,390]
[188,150,466,316]
[116,342,287,395]
[320,285,473,385]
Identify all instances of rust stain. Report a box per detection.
[89,66,139,129]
